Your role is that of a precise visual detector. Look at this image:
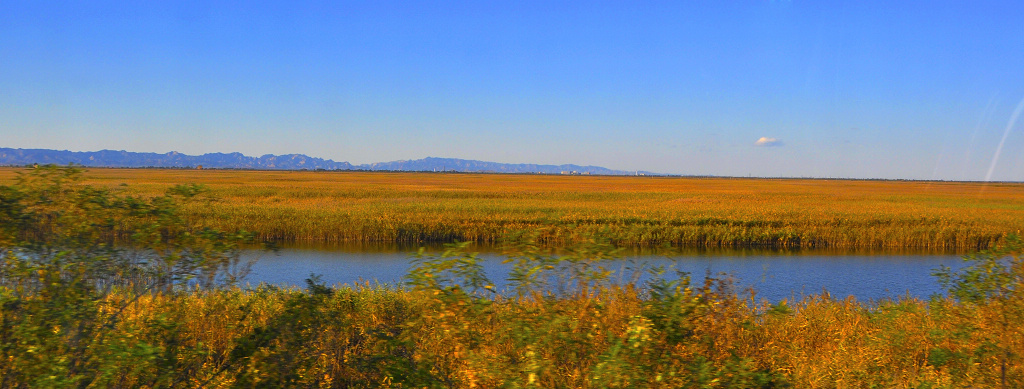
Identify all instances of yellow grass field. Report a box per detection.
[3,165,1024,387]
[2,167,1022,249]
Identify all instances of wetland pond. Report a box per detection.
[244,242,970,303]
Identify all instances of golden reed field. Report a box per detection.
[2,167,1021,250]
[2,165,1024,387]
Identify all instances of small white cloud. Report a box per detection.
[755,137,783,147]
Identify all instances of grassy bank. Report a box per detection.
[2,167,1021,250]
[4,249,1022,388]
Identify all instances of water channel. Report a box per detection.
[243,242,971,303]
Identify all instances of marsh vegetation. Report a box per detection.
[2,167,1021,250]
[1,166,1022,388]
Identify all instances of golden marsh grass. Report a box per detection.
[2,166,1022,387]
[2,167,1021,249]
[43,280,1014,388]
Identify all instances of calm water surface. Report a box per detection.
[245,243,969,303]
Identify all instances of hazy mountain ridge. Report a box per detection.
[0,148,652,175]
[0,148,354,170]
[363,157,644,175]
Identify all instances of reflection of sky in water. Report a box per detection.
[245,244,970,303]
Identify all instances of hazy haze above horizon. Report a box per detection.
[2,1,1023,180]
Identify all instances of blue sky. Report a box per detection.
[2,1,1023,180]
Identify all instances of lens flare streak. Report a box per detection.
[985,97,1024,181]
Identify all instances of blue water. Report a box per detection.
[244,243,969,303]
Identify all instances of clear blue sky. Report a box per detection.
[2,1,1023,180]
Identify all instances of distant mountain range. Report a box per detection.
[0,148,656,175]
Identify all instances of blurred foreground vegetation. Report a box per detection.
[1,166,1022,388]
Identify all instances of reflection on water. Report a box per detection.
[245,242,969,303]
